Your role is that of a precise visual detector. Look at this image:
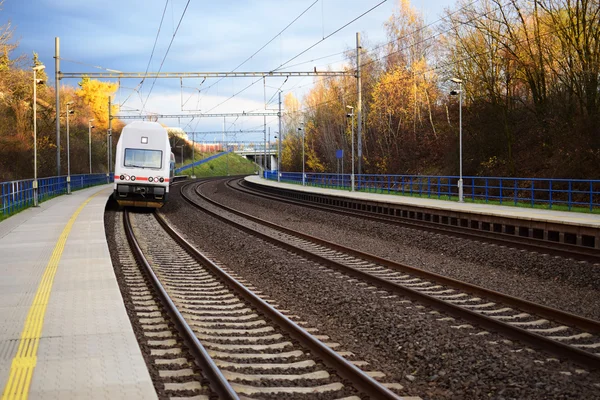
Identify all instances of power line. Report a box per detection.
[204,1,386,114]
[141,0,192,112]
[272,0,388,72]
[198,0,320,96]
[139,1,170,96]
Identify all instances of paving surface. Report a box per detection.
[0,185,156,399]
[246,176,600,228]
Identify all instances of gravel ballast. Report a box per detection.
[210,179,600,322]
[156,179,600,399]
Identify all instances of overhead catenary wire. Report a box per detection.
[195,1,320,100]
[204,1,387,115]
[120,0,169,108]
[142,0,192,113]
[272,0,388,72]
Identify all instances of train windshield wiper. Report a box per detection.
[128,164,147,168]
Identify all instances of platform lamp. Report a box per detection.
[66,101,74,194]
[32,64,45,207]
[450,77,464,202]
[346,105,355,192]
[88,119,95,174]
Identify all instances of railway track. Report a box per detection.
[236,179,600,264]
[122,207,409,399]
[184,179,600,371]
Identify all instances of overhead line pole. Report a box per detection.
[263,116,267,177]
[55,37,60,176]
[278,91,282,182]
[356,32,362,189]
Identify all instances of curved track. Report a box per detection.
[237,179,600,264]
[123,207,405,399]
[184,179,600,370]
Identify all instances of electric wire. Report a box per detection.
[142,0,192,112]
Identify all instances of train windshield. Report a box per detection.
[124,148,163,169]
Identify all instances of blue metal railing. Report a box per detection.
[175,152,229,174]
[1,174,110,218]
[264,172,600,212]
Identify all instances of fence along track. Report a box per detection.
[125,209,405,399]
[186,179,600,370]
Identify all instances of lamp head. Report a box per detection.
[66,101,74,106]
[450,77,463,84]
[32,64,45,71]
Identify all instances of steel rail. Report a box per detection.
[239,180,600,264]
[123,210,240,400]
[154,206,401,398]
[185,179,600,370]
[153,206,401,399]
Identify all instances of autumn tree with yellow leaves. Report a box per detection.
[289,0,600,179]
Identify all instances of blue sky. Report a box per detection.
[2,0,456,141]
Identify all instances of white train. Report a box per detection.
[113,121,175,208]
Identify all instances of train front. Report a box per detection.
[113,121,172,208]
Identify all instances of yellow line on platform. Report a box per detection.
[1,190,104,400]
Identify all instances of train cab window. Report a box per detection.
[124,148,163,169]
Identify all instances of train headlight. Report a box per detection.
[124,175,130,181]
[148,177,154,182]
[159,177,164,183]
[119,175,125,180]
[131,176,136,181]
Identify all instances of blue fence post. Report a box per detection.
[590,181,594,212]
[485,179,488,203]
[568,181,572,210]
[531,181,535,208]
[549,181,553,209]
[387,176,390,194]
[471,178,475,201]
[499,179,503,205]
[427,177,431,198]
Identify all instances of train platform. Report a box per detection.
[0,185,156,399]
[245,176,600,249]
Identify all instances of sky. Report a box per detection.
[1,0,456,142]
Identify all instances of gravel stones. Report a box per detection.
[158,180,600,399]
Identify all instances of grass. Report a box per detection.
[180,152,259,178]
[278,180,599,214]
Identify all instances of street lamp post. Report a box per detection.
[450,78,464,202]
[88,119,95,174]
[66,101,74,194]
[274,132,280,180]
[32,64,45,207]
[298,125,305,185]
[346,105,355,192]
